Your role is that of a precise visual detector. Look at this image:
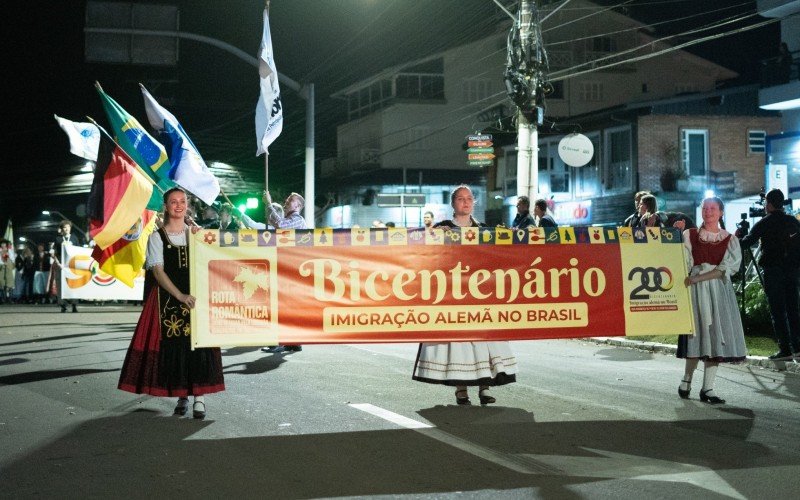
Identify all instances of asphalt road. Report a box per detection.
[1,304,800,499]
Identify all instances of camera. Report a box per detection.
[748,191,767,218]
[735,213,750,238]
[748,189,793,218]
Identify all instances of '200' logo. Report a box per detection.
[628,266,673,300]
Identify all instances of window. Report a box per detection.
[396,74,444,99]
[537,141,570,194]
[681,129,708,177]
[591,36,618,53]
[462,79,493,103]
[346,79,394,119]
[748,130,766,153]
[579,82,603,102]
[573,133,601,198]
[674,84,699,94]
[604,126,632,192]
[501,151,517,191]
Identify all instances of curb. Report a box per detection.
[587,337,800,375]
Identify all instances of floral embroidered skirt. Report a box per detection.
[118,287,224,397]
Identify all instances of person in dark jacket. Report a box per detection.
[512,196,536,229]
[534,199,557,227]
[623,191,651,227]
[739,189,800,360]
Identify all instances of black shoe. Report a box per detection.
[678,379,691,399]
[192,401,206,420]
[261,346,285,353]
[699,389,725,405]
[455,389,471,405]
[174,398,189,416]
[478,389,496,405]
[284,345,302,352]
[71,304,78,313]
[60,305,67,313]
[768,351,793,361]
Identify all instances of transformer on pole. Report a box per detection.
[505,0,547,204]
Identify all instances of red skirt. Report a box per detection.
[118,288,225,397]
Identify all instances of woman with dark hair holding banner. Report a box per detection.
[677,196,746,404]
[118,187,224,419]
[412,185,518,405]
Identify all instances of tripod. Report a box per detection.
[738,244,764,314]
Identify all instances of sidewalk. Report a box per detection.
[589,337,800,374]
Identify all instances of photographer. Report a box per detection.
[738,189,800,361]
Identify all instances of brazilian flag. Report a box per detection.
[96,83,175,210]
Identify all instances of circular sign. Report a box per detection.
[558,133,594,167]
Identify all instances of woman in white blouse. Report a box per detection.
[677,196,746,404]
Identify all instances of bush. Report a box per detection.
[738,283,772,336]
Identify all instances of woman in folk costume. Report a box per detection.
[412,185,517,405]
[118,188,224,419]
[677,196,746,404]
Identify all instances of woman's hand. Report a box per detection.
[179,293,197,309]
[684,275,694,287]
[190,225,201,234]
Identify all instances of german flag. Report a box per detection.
[88,135,153,251]
[91,210,156,288]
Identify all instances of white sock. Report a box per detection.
[194,395,205,404]
[702,363,719,393]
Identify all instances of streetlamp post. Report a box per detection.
[83,24,316,227]
[42,210,88,244]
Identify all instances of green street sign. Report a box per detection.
[468,159,493,166]
[467,147,494,154]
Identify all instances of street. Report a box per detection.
[1,304,800,499]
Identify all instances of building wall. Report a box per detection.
[542,1,736,118]
[336,32,507,175]
[637,114,782,196]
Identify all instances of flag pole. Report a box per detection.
[85,116,163,194]
[264,0,270,193]
[218,188,236,208]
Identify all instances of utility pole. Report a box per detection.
[505,0,546,204]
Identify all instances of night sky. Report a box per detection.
[1,0,779,242]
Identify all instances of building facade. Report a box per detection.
[322,0,771,227]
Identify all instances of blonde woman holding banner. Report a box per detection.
[118,187,224,419]
[677,196,746,404]
[412,185,518,405]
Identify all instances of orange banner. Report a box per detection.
[190,226,694,348]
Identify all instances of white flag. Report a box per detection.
[140,85,221,206]
[255,9,283,156]
[54,115,100,161]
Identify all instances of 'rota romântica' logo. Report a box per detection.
[208,259,272,333]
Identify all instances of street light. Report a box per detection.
[41,210,88,243]
[18,236,37,251]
